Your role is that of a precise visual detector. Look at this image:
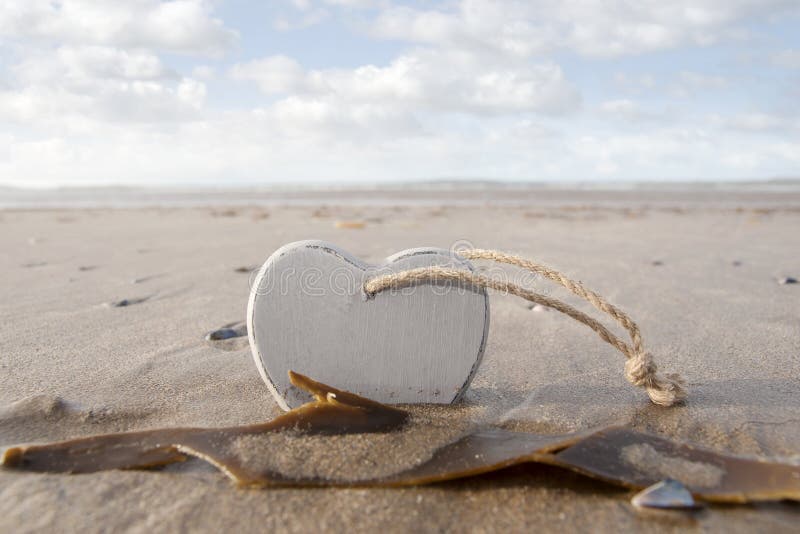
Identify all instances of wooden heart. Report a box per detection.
[247,240,490,410]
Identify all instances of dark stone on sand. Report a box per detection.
[206,328,239,341]
[106,297,149,308]
[205,322,249,351]
[778,277,797,285]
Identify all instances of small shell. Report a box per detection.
[631,479,698,510]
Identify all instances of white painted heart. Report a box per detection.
[247,240,490,410]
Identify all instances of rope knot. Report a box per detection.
[626,351,686,407]
[624,351,656,387]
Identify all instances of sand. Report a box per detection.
[1,190,799,532]
[231,406,478,483]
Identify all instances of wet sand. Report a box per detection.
[1,193,799,532]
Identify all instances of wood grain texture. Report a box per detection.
[247,240,490,410]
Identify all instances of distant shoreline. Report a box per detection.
[3,181,800,209]
[3,177,800,192]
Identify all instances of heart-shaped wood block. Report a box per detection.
[247,240,490,410]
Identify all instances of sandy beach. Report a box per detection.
[1,188,799,532]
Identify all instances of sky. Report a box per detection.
[1,1,799,187]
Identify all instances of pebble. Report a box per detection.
[206,328,239,341]
[778,277,797,285]
[205,322,249,351]
[106,297,149,308]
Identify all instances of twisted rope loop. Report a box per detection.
[363,249,686,407]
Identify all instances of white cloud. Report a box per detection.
[276,0,383,30]
[13,46,173,85]
[4,115,798,187]
[370,3,552,58]
[369,0,800,58]
[0,80,207,125]
[0,2,229,129]
[0,46,205,124]
[0,0,237,56]
[176,78,206,109]
[568,127,716,178]
[711,112,799,133]
[269,96,423,141]
[727,113,786,132]
[231,49,581,116]
[770,141,800,163]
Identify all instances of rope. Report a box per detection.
[363,249,686,407]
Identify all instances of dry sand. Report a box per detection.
[1,192,799,532]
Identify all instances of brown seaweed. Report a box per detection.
[371,428,800,503]
[548,426,800,503]
[3,372,799,503]
[1,371,408,478]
